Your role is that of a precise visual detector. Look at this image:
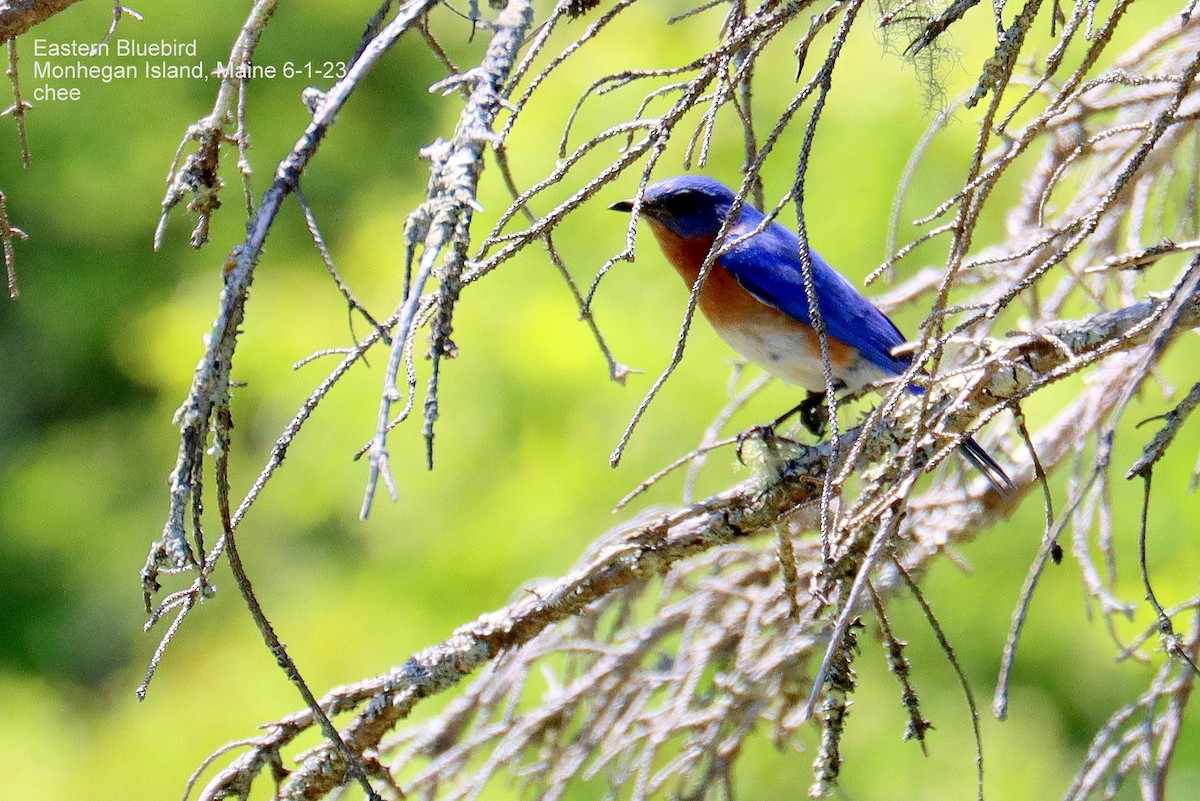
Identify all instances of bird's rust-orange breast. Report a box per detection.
[647,220,857,375]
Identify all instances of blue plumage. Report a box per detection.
[610,175,1014,494]
[720,211,912,378]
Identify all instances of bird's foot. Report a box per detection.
[736,424,799,465]
[765,391,830,439]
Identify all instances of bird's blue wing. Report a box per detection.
[719,219,911,376]
[715,213,1015,494]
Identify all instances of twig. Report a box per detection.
[4,38,31,167]
[213,404,384,801]
[0,188,26,300]
[896,560,985,801]
[146,0,443,601]
[155,0,280,250]
[361,0,535,515]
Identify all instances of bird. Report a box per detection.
[609,174,1013,494]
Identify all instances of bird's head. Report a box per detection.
[609,176,747,239]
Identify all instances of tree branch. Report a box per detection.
[143,0,443,604]
[192,288,1198,800]
[0,0,83,43]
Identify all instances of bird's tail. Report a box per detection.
[959,437,1016,496]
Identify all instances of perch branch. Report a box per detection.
[192,289,1198,800]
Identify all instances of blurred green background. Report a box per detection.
[1,1,1197,798]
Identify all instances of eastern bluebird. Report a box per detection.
[610,175,1013,494]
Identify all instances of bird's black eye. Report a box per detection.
[659,190,704,215]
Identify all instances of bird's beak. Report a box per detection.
[608,199,634,213]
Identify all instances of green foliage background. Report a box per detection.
[0,1,1197,798]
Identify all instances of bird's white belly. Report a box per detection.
[716,322,891,393]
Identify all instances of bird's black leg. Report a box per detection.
[757,391,829,437]
[735,391,832,464]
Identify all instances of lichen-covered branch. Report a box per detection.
[360,0,534,517]
[154,0,280,250]
[141,0,444,671]
[0,0,84,43]
[189,289,1199,800]
[146,2,1200,799]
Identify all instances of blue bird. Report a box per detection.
[610,175,1013,494]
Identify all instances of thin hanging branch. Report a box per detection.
[188,289,1199,800]
[139,3,1200,800]
[142,0,445,676]
[360,0,535,516]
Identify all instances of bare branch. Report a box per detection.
[360,0,534,515]
[0,0,84,43]
[143,0,444,680]
[146,4,1200,799]
[154,0,279,250]
[188,290,1198,799]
